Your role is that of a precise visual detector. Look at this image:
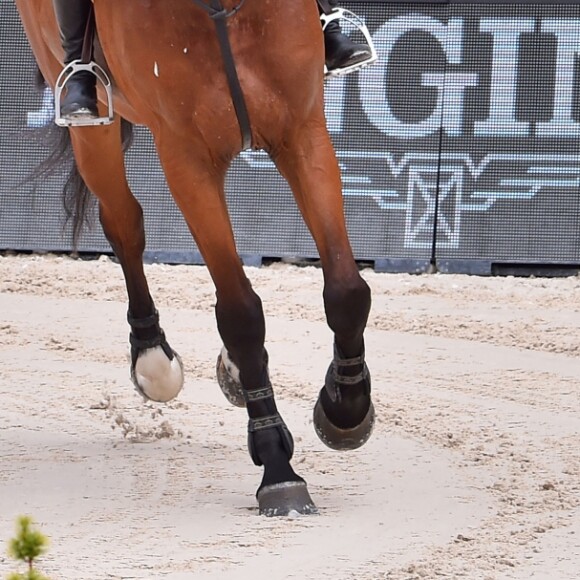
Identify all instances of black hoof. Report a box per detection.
[216,352,245,407]
[257,481,318,517]
[313,395,375,451]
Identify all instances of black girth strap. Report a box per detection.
[189,0,252,150]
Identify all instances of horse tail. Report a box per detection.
[28,122,92,249]
[31,68,134,250]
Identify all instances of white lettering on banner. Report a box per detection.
[537,19,580,137]
[474,18,534,137]
[27,87,54,128]
[357,14,580,139]
[319,14,580,248]
[422,72,478,137]
[359,15,467,138]
[223,13,580,252]
[324,76,347,133]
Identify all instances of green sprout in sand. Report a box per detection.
[6,516,51,580]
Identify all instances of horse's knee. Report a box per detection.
[323,274,371,339]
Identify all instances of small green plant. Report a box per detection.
[6,516,50,580]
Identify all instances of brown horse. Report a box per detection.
[16,0,375,516]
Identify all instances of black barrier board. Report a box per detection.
[438,3,580,266]
[352,1,580,270]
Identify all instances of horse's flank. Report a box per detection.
[17,0,326,157]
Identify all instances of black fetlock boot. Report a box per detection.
[52,0,98,119]
[321,0,372,74]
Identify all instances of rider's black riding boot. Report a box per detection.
[321,0,372,73]
[52,0,98,119]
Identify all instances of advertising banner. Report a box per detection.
[1,0,579,272]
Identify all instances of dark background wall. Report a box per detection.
[1,0,579,273]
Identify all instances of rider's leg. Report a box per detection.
[52,0,98,119]
[321,0,372,73]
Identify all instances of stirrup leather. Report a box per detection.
[54,60,114,127]
[320,8,377,78]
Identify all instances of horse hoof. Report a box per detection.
[257,481,318,517]
[132,347,184,402]
[216,348,245,407]
[313,395,375,451]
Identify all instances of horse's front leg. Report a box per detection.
[155,139,316,515]
[215,286,316,515]
[68,122,183,402]
[272,119,375,451]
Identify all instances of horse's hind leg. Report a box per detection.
[271,120,375,451]
[67,122,183,402]
[155,138,316,515]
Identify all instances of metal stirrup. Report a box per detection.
[320,8,378,78]
[54,60,114,127]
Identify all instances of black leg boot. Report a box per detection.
[52,0,98,119]
[320,0,372,73]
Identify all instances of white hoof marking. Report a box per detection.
[220,346,240,383]
[134,346,184,403]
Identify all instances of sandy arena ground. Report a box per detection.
[0,253,578,579]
